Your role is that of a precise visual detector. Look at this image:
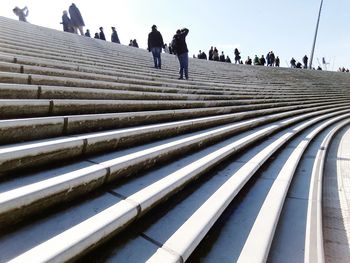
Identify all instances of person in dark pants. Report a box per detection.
[111,27,120,43]
[69,3,85,35]
[147,25,164,69]
[303,55,308,68]
[61,10,73,32]
[13,6,29,22]
[173,28,189,80]
[99,27,106,40]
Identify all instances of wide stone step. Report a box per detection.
[1,104,347,174]
[1,100,340,144]
[144,113,350,263]
[2,111,347,262]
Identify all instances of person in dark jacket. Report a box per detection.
[69,3,85,35]
[219,51,226,62]
[99,27,106,41]
[147,25,164,69]
[173,28,189,79]
[208,46,214,60]
[132,39,139,48]
[275,56,280,67]
[303,55,308,68]
[290,57,296,68]
[234,48,241,64]
[111,27,120,43]
[85,29,91,37]
[94,33,99,39]
[13,6,29,22]
[61,11,73,33]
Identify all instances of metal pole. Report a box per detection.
[309,0,324,69]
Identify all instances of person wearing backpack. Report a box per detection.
[148,25,164,69]
[173,28,189,80]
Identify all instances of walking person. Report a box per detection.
[99,27,106,41]
[303,55,308,69]
[147,25,164,69]
[61,11,73,33]
[69,3,85,35]
[111,27,120,43]
[173,28,189,79]
[234,48,241,64]
[275,56,280,67]
[13,6,29,22]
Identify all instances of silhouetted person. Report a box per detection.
[245,56,252,65]
[94,33,99,39]
[275,56,280,67]
[168,42,173,54]
[174,28,189,79]
[208,47,214,60]
[260,55,266,66]
[85,29,91,37]
[99,27,106,41]
[266,52,271,66]
[290,57,296,68]
[129,40,133,46]
[69,3,85,35]
[254,55,260,65]
[61,10,73,32]
[201,51,207,60]
[164,44,170,54]
[303,55,308,68]
[296,62,302,68]
[111,27,120,43]
[133,39,139,48]
[317,66,322,70]
[13,6,28,22]
[219,51,225,62]
[148,25,164,69]
[213,47,219,61]
[269,51,275,66]
[225,56,231,63]
[234,48,241,64]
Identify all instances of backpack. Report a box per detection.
[171,36,177,55]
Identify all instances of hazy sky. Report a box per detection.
[1,0,349,70]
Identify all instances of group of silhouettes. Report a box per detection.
[59,3,127,45]
[195,48,281,67]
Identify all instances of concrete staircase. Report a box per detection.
[0,16,349,263]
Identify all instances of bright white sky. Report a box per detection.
[1,0,349,70]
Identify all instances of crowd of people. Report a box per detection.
[193,48,281,67]
[11,4,350,80]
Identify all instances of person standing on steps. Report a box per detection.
[61,11,73,33]
[13,6,29,22]
[303,55,308,69]
[147,25,164,69]
[99,27,106,41]
[173,28,189,80]
[69,3,85,35]
[111,27,120,43]
[84,29,91,37]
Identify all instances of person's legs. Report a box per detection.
[178,53,188,79]
[78,26,84,35]
[151,47,162,68]
[183,53,189,79]
[151,48,158,68]
[155,47,161,69]
[73,26,78,34]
